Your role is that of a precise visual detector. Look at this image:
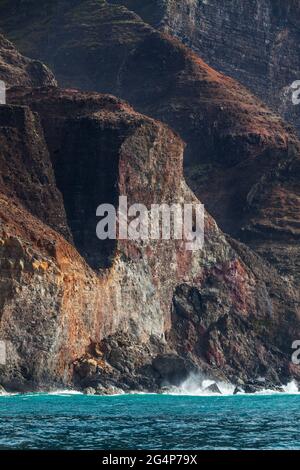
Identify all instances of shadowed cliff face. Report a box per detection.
[0,0,299,284]
[8,87,180,271]
[110,0,300,138]
[51,120,121,270]
[0,85,298,392]
[7,90,135,270]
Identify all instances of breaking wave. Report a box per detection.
[162,374,299,396]
[0,381,299,398]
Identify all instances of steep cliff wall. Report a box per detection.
[0,7,299,393]
[110,0,300,137]
[0,0,299,285]
[1,86,299,392]
[0,103,70,240]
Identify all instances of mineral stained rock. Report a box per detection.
[0,7,299,393]
[0,84,299,392]
[1,1,299,285]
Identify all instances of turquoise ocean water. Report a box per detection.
[0,393,299,450]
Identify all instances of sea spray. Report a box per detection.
[163,373,235,396]
[283,380,299,394]
[163,374,300,396]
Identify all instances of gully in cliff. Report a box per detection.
[96,196,205,251]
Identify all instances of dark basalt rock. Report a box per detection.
[151,354,193,387]
[233,386,244,395]
[242,380,284,394]
[203,383,222,395]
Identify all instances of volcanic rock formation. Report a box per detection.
[0,0,299,286]
[0,5,299,393]
[0,83,299,392]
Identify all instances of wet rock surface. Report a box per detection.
[203,383,222,395]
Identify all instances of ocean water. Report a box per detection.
[0,392,300,450]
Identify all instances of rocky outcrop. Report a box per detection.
[0,33,56,88]
[0,102,70,240]
[110,0,300,138]
[1,0,299,284]
[0,86,299,393]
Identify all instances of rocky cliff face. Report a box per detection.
[0,0,299,285]
[0,5,299,393]
[0,33,56,88]
[110,0,300,138]
[0,102,70,240]
[1,85,299,393]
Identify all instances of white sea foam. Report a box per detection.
[0,381,299,398]
[283,380,299,394]
[162,374,299,397]
[46,390,83,396]
[0,391,17,397]
[163,373,235,396]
